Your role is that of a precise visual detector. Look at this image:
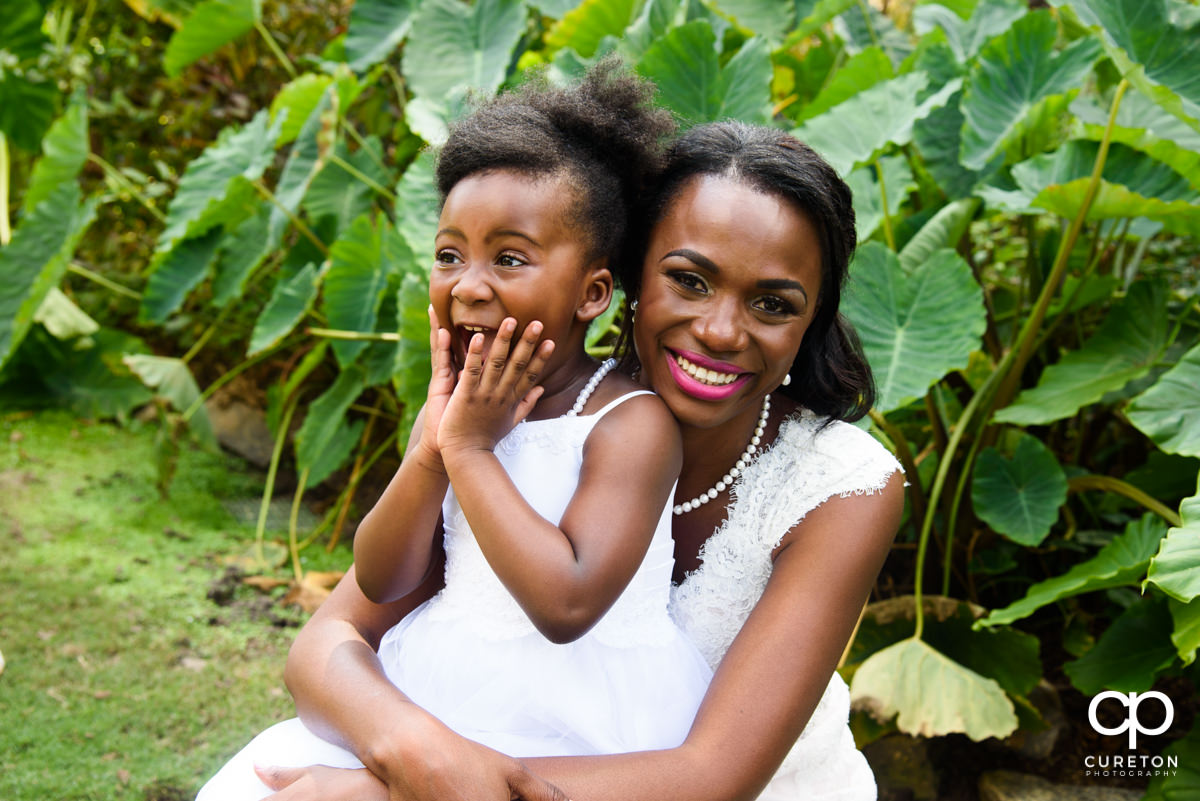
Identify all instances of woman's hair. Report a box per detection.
[435,60,675,269]
[619,122,875,422]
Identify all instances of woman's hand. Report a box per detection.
[258,764,389,801]
[437,317,554,456]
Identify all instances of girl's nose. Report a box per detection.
[450,263,494,306]
[692,298,748,353]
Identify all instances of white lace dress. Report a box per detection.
[669,410,901,801]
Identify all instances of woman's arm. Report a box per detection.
[527,471,905,801]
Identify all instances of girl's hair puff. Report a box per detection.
[435,59,675,269]
[619,121,875,423]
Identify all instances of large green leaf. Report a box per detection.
[305,417,366,488]
[910,56,984,198]
[1073,90,1200,191]
[1143,723,1200,801]
[268,90,334,247]
[836,1,912,68]
[898,198,980,273]
[785,0,855,45]
[22,98,89,214]
[163,0,261,77]
[636,24,772,126]
[994,280,1170,425]
[791,71,961,176]
[793,46,893,126]
[324,215,410,367]
[394,149,440,268]
[393,272,434,435]
[1036,180,1200,237]
[1145,481,1200,603]
[711,0,795,42]
[0,0,56,151]
[911,0,1025,64]
[34,288,99,341]
[152,108,280,258]
[344,0,419,71]
[1013,141,1197,203]
[269,73,334,147]
[1063,595,1177,694]
[849,637,1018,740]
[139,227,224,324]
[1170,598,1200,667]
[978,515,1167,628]
[122,354,217,447]
[841,243,986,412]
[294,365,367,476]
[972,433,1068,547]
[211,202,272,306]
[248,262,320,356]
[0,184,97,370]
[1128,341,1200,457]
[958,10,1101,170]
[303,137,390,232]
[545,0,638,58]
[1055,0,1200,132]
[403,0,528,99]
[846,156,914,244]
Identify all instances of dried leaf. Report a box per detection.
[281,570,345,613]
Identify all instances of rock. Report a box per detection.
[1004,679,1067,761]
[979,770,1142,801]
[863,734,939,801]
[204,396,274,467]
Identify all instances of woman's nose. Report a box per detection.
[450,263,494,306]
[692,298,748,353]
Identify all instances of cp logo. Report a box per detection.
[1087,691,1174,749]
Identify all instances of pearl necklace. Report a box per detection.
[673,394,770,516]
[565,358,616,417]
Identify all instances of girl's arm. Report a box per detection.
[527,471,905,801]
[438,323,682,643]
[353,311,456,602]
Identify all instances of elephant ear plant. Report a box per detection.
[1,0,1199,780]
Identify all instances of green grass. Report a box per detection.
[0,411,352,801]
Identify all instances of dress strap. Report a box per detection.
[588,390,657,421]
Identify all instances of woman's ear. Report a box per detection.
[576,262,614,323]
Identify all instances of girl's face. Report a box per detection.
[431,169,612,369]
[633,174,823,432]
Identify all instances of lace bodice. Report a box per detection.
[668,411,901,798]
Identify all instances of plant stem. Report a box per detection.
[997,80,1130,408]
[0,132,11,246]
[256,395,299,567]
[875,159,896,251]
[288,467,310,582]
[68,262,142,299]
[255,21,297,78]
[182,334,303,422]
[308,327,400,342]
[941,430,985,596]
[87,153,167,223]
[251,179,328,257]
[1068,475,1182,528]
[870,408,925,523]
[328,153,396,202]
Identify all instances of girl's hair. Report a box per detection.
[618,122,875,422]
[435,60,675,269]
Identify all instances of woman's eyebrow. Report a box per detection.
[758,278,808,300]
[664,248,719,273]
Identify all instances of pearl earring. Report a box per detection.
[630,300,638,312]
[781,373,792,387]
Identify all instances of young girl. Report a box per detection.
[195,65,711,799]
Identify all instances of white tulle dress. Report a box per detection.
[196,369,712,800]
[669,410,901,800]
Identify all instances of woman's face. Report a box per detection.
[633,174,824,432]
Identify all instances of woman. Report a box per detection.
[251,122,904,801]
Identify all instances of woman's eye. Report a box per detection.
[755,296,796,316]
[669,271,708,293]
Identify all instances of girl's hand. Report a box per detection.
[437,318,554,456]
[413,305,457,471]
[257,764,388,801]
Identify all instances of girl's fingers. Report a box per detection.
[480,318,517,391]
[511,385,545,427]
[460,331,486,387]
[517,339,555,396]
[496,320,543,394]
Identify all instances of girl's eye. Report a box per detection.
[754,295,796,316]
[497,253,527,268]
[669,271,708,293]
[435,249,462,266]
